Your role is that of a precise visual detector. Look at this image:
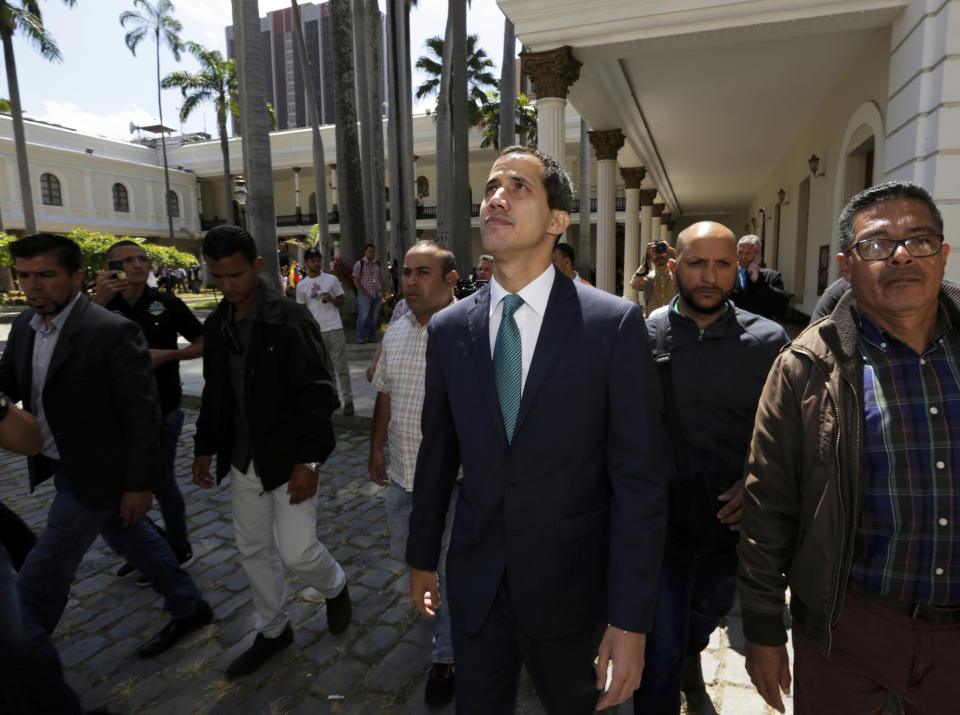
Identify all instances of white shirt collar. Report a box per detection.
[488,263,556,319]
[29,290,82,335]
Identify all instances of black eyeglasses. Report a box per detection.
[851,234,944,261]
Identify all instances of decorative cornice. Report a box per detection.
[520,46,582,100]
[588,129,625,161]
[620,166,646,189]
[639,189,658,206]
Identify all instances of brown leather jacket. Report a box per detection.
[738,283,960,656]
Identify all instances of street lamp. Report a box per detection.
[233,174,248,228]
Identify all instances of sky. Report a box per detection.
[1,0,511,141]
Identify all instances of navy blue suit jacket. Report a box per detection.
[407,271,670,639]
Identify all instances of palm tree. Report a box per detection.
[1,0,76,235]
[365,0,386,269]
[478,91,536,151]
[161,42,236,226]
[416,33,496,127]
[230,0,280,284]
[120,0,183,244]
[385,0,417,284]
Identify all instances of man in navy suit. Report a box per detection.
[406,146,670,713]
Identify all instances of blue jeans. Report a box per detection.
[18,471,203,635]
[0,544,82,714]
[153,408,188,549]
[386,480,457,663]
[356,293,382,342]
[633,519,738,714]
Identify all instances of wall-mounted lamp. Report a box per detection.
[778,188,788,205]
[808,154,826,178]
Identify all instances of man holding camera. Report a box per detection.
[632,240,677,316]
[95,241,204,581]
[634,221,788,715]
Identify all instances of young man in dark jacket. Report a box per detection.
[193,226,351,680]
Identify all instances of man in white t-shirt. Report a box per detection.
[296,247,354,416]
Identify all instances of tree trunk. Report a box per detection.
[155,27,176,243]
[518,45,529,146]
[232,0,281,285]
[366,0,386,270]
[386,0,415,292]
[449,0,471,274]
[579,118,593,278]
[352,0,375,255]
[329,0,366,264]
[434,12,453,247]
[218,101,233,225]
[291,0,329,257]
[2,28,36,234]
[499,19,515,151]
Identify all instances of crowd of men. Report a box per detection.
[0,143,956,715]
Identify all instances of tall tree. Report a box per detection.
[478,91,536,151]
[433,11,453,247]
[352,0,374,260]
[161,41,237,226]
[290,0,329,260]
[385,0,416,287]
[231,0,280,284]
[1,0,77,235]
[499,18,515,150]
[328,0,366,264]
[415,32,495,127]
[448,0,470,273]
[120,0,183,244]
[365,0,386,269]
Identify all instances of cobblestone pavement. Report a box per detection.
[0,408,801,715]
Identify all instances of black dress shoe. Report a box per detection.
[425,662,455,707]
[137,600,213,658]
[327,583,352,634]
[226,623,294,680]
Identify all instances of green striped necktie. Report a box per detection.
[494,294,524,443]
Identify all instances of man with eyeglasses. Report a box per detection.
[738,181,960,714]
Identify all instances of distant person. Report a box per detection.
[297,247,354,417]
[352,243,385,343]
[94,240,205,584]
[0,233,212,659]
[632,240,677,316]
[370,240,460,707]
[551,241,592,285]
[731,235,789,319]
[193,225,351,680]
[475,254,494,282]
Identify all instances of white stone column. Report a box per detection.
[660,212,671,244]
[588,129,625,294]
[620,167,645,302]
[651,204,663,248]
[536,97,567,171]
[521,46,582,171]
[293,166,302,223]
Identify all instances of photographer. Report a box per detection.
[631,239,676,316]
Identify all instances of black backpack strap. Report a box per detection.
[652,310,691,478]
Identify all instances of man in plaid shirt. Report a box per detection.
[352,243,385,343]
[369,240,459,707]
[739,181,960,714]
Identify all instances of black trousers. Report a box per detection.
[0,501,36,572]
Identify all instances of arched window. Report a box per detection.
[112,183,129,212]
[40,173,62,206]
[166,190,180,218]
[417,175,429,198]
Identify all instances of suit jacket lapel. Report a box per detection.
[45,297,85,385]
[514,275,577,437]
[465,287,508,447]
[14,316,36,410]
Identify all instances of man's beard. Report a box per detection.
[675,266,732,316]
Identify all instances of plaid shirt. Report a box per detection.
[372,298,455,490]
[852,308,960,605]
[352,257,384,298]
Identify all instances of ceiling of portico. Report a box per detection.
[502,0,906,215]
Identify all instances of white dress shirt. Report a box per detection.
[488,264,556,394]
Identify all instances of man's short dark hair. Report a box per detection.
[498,145,573,214]
[10,233,81,273]
[364,243,376,251]
[202,225,258,264]
[838,181,943,252]
[411,240,457,276]
[553,241,575,263]
[304,247,321,260]
[105,239,143,261]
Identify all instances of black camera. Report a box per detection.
[655,240,668,254]
[455,275,487,299]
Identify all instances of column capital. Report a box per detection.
[660,210,672,223]
[292,166,301,173]
[651,204,665,218]
[520,46,582,100]
[639,189,658,206]
[588,129,625,162]
[619,166,646,189]
[665,221,675,230]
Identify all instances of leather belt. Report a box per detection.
[851,580,960,625]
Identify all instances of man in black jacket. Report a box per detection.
[731,235,790,319]
[0,233,211,660]
[193,225,351,680]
